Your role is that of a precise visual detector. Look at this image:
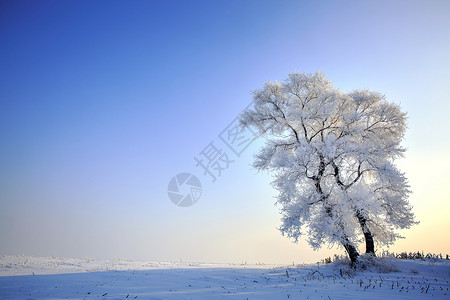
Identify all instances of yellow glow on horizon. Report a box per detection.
[389,151,450,254]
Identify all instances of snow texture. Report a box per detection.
[1,255,449,299]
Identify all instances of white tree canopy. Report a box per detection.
[240,72,416,260]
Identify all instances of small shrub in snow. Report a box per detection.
[331,255,351,267]
[354,254,400,273]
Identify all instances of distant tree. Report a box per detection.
[240,72,416,264]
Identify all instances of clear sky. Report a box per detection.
[1,0,449,264]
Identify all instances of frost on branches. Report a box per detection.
[240,72,417,264]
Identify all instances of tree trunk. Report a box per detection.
[332,163,374,256]
[342,237,360,265]
[356,210,375,255]
[323,205,360,265]
[319,158,361,265]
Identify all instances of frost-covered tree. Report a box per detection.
[240,72,416,264]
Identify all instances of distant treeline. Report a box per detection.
[380,251,449,260]
[321,251,450,264]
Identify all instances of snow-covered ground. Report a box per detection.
[0,255,449,299]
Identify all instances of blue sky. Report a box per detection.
[1,0,449,263]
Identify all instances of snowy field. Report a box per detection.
[0,255,449,299]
